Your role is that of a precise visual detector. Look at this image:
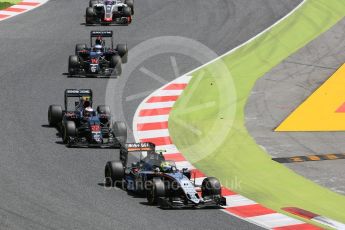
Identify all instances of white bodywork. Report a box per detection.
[92,0,129,21]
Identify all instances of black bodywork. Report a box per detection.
[48,89,127,148]
[68,31,127,77]
[104,142,226,208]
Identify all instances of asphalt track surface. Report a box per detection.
[246,18,345,195]
[0,0,301,229]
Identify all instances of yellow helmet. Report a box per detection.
[160,161,173,172]
[82,96,90,101]
[82,96,91,108]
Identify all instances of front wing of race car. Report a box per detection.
[69,67,115,77]
[157,174,226,209]
[66,137,122,148]
[86,16,132,26]
[157,195,226,209]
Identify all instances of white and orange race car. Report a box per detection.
[86,0,134,25]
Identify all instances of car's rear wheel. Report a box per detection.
[86,7,95,24]
[62,121,76,145]
[116,44,128,64]
[110,55,122,76]
[105,161,124,187]
[201,177,222,197]
[68,55,79,75]
[75,44,87,55]
[48,105,62,127]
[112,121,127,146]
[147,178,165,205]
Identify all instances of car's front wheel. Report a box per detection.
[147,178,165,205]
[89,0,98,7]
[122,6,132,17]
[97,105,111,116]
[110,55,122,76]
[86,7,95,24]
[62,121,76,146]
[201,177,222,198]
[112,121,127,146]
[75,44,87,55]
[105,161,124,187]
[125,0,134,15]
[116,44,128,64]
[68,55,79,75]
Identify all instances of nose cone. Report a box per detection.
[94,137,102,143]
[92,133,102,143]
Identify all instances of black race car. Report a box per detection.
[86,0,134,25]
[48,89,127,148]
[104,142,226,208]
[68,31,128,77]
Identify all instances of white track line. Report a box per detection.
[248,214,304,228]
[139,101,175,109]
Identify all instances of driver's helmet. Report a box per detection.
[160,161,174,173]
[94,44,103,54]
[105,0,114,5]
[83,107,94,119]
[81,96,91,108]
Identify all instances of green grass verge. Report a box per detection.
[0,1,20,10]
[170,0,345,227]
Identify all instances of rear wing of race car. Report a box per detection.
[120,142,163,165]
[64,89,93,110]
[125,142,156,152]
[90,31,114,48]
[91,31,113,37]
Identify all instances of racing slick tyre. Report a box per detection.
[116,44,128,64]
[105,161,124,187]
[112,121,127,146]
[125,0,134,15]
[62,121,76,146]
[48,105,63,127]
[123,6,131,17]
[110,55,122,76]
[201,177,222,197]
[86,7,95,24]
[68,55,80,75]
[75,44,87,55]
[147,178,165,205]
[97,105,111,127]
[89,0,97,7]
[97,105,111,115]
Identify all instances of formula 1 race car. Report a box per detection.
[68,31,128,77]
[48,89,127,148]
[104,142,226,208]
[86,0,134,25]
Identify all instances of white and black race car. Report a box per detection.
[86,0,134,25]
[105,143,226,209]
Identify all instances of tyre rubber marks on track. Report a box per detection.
[133,75,321,230]
[0,0,48,21]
